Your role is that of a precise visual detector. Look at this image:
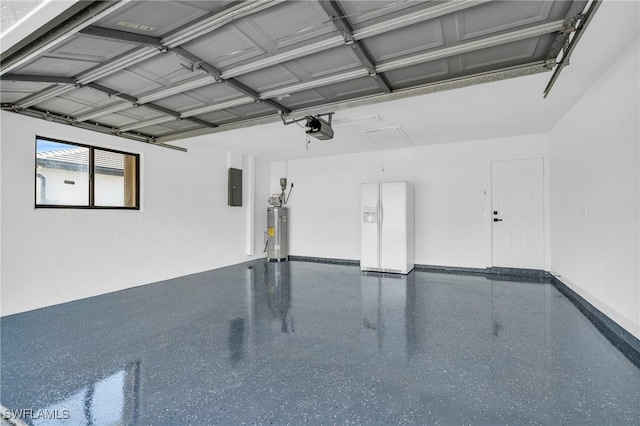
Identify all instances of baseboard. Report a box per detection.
[415,264,552,279]
[486,266,552,278]
[288,258,551,279]
[550,276,640,369]
[289,259,548,280]
[414,264,489,275]
[288,255,360,266]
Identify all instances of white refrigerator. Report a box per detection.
[361,182,414,274]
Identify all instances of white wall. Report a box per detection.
[272,133,550,269]
[549,37,640,338]
[0,111,269,316]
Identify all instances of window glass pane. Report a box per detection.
[36,139,89,206]
[94,150,137,207]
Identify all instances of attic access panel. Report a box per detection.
[1,0,597,150]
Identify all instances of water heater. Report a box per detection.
[265,177,293,261]
[267,206,288,261]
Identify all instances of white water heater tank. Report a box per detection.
[267,206,288,261]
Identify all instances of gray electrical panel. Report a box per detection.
[228,168,242,207]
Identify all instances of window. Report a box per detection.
[35,137,139,209]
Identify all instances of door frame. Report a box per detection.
[489,157,548,270]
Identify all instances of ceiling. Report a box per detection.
[0,0,42,33]
[0,0,604,152]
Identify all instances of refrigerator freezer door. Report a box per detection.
[380,182,408,272]
[361,183,380,270]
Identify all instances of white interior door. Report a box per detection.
[491,159,544,270]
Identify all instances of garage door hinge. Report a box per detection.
[560,14,584,35]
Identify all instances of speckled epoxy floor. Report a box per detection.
[2,260,640,425]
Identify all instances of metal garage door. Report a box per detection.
[1,0,599,150]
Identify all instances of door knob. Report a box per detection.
[493,218,503,222]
